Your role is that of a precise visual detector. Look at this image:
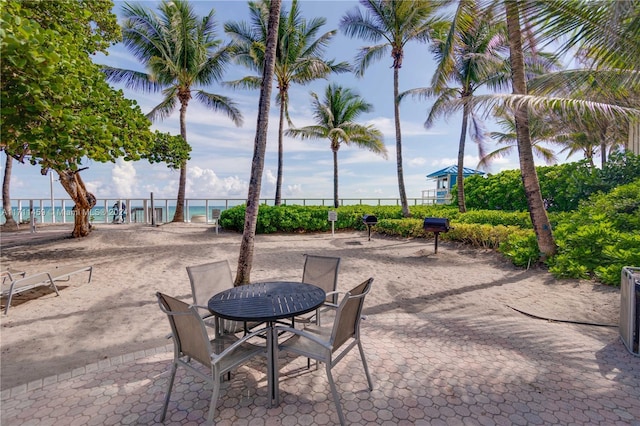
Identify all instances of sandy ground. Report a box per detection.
[0,222,621,391]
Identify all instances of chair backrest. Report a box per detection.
[187,260,233,317]
[156,292,212,367]
[331,278,373,351]
[302,254,341,303]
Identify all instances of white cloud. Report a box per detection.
[408,157,426,167]
[365,116,444,138]
[111,159,137,198]
[186,166,248,198]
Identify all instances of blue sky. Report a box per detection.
[6,0,560,202]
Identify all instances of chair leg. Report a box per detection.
[207,378,221,424]
[358,341,374,390]
[325,364,346,426]
[160,362,178,422]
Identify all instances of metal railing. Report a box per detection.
[1,196,429,225]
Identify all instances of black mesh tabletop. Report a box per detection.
[207,281,326,322]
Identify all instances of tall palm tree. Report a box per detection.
[102,0,243,222]
[236,0,282,285]
[504,0,556,258]
[403,1,508,212]
[1,151,17,228]
[340,0,447,217]
[286,84,387,208]
[225,0,349,206]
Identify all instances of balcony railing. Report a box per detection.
[1,196,428,226]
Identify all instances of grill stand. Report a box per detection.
[433,232,440,254]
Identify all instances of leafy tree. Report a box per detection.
[286,84,387,208]
[340,0,447,217]
[1,0,163,237]
[403,1,508,213]
[102,0,243,222]
[236,0,281,285]
[225,0,349,205]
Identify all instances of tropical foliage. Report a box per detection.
[340,0,448,217]
[1,0,168,237]
[403,1,509,212]
[225,0,348,205]
[462,152,640,212]
[102,0,243,222]
[286,84,386,208]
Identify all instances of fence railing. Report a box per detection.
[1,196,434,225]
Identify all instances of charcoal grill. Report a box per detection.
[362,215,378,241]
[423,217,451,253]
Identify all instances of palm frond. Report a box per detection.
[194,91,244,127]
[146,90,178,122]
[101,66,161,93]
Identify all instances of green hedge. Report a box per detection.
[219,180,640,286]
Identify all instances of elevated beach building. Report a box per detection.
[422,165,485,204]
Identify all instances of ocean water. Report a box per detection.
[1,205,226,225]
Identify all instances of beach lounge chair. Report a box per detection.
[1,265,93,315]
[1,268,26,285]
[155,292,267,423]
[276,278,374,426]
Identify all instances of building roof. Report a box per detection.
[426,165,485,178]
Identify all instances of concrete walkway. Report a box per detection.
[2,308,639,425]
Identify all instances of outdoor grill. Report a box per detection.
[362,215,378,241]
[423,217,451,253]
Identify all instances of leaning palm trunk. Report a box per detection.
[275,98,286,206]
[394,67,410,217]
[2,154,17,229]
[172,102,190,222]
[332,147,339,208]
[235,0,281,285]
[58,170,96,238]
[505,0,556,259]
[457,99,470,213]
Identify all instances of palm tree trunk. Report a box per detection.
[235,0,281,285]
[394,66,410,217]
[505,0,556,259]
[172,102,189,222]
[333,147,339,209]
[2,153,17,228]
[457,99,470,213]
[275,96,285,206]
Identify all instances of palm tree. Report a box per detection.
[340,0,447,217]
[286,84,387,208]
[235,0,282,285]
[480,108,559,168]
[102,0,243,222]
[504,0,556,258]
[403,1,508,212]
[225,0,349,206]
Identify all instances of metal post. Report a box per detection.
[434,232,439,254]
[150,192,156,226]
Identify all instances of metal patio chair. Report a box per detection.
[155,292,267,424]
[276,278,374,425]
[295,254,341,326]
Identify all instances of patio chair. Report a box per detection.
[186,260,249,335]
[156,292,267,424]
[276,278,374,426]
[295,254,341,326]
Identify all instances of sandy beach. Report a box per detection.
[0,222,621,391]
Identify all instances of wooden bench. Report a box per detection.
[1,265,93,315]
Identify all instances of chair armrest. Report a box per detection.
[275,325,333,350]
[213,326,269,359]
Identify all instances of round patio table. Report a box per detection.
[208,281,325,406]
